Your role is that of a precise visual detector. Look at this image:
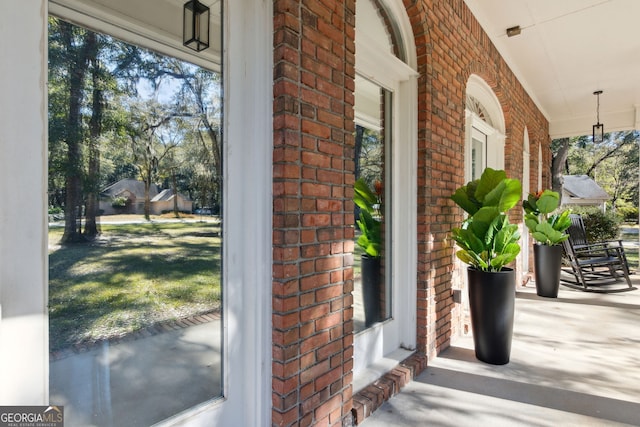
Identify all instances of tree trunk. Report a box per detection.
[172,170,179,217]
[61,23,92,244]
[551,137,570,195]
[354,125,364,181]
[144,175,151,220]
[84,34,101,239]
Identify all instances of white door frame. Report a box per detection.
[352,5,418,389]
[521,129,531,280]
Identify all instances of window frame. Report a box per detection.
[46,0,272,425]
[352,9,418,390]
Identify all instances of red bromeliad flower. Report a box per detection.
[374,180,383,198]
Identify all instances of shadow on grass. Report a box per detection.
[49,222,222,352]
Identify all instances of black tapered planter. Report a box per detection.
[467,267,515,365]
[533,243,563,298]
[361,255,381,327]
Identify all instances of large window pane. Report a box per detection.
[471,127,487,181]
[353,76,392,333]
[48,11,223,425]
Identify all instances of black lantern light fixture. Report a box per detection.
[592,90,604,143]
[183,0,210,52]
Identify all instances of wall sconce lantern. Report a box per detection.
[183,0,210,52]
[592,90,604,143]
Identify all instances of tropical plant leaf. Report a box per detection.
[498,179,522,211]
[456,250,488,270]
[474,168,506,202]
[494,223,520,254]
[490,243,520,270]
[451,185,479,215]
[470,206,500,244]
[354,178,378,211]
[481,178,521,212]
[354,178,382,257]
[552,209,572,232]
[357,234,379,257]
[450,168,521,272]
[452,227,484,254]
[535,190,560,214]
[535,222,566,244]
[524,215,539,233]
[522,194,539,214]
[482,180,506,207]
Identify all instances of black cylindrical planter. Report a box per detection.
[361,255,381,327]
[468,267,515,365]
[533,243,563,298]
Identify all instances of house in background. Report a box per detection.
[562,175,611,211]
[99,178,193,215]
[150,189,193,215]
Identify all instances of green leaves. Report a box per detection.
[354,178,382,258]
[451,168,521,217]
[356,208,381,257]
[523,189,571,245]
[451,213,521,272]
[451,186,479,215]
[523,189,560,215]
[354,178,378,212]
[450,168,522,272]
[536,190,560,214]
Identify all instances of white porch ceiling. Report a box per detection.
[464,0,640,138]
[50,0,222,70]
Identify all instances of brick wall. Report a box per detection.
[272,0,356,425]
[272,0,550,425]
[408,0,549,358]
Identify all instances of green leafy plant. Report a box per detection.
[577,208,620,242]
[450,168,522,272]
[111,195,129,208]
[353,178,382,258]
[523,189,571,245]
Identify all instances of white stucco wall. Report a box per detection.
[0,0,49,404]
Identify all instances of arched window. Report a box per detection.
[353,0,418,390]
[465,75,506,182]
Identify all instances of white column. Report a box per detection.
[0,0,49,405]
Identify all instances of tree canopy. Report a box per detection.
[552,130,639,218]
[48,17,222,240]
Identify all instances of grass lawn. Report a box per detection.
[620,224,639,269]
[49,219,222,352]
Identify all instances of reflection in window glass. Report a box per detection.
[353,77,392,333]
[48,13,223,426]
[471,127,487,181]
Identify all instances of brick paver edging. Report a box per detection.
[50,309,221,361]
[351,353,428,424]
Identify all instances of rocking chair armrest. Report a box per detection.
[573,242,607,251]
[573,244,624,257]
[586,239,624,248]
[604,239,625,249]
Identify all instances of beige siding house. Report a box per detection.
[99,178,192,215]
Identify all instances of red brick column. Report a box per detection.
[272,1,356,425]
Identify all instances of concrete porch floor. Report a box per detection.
[362,277,640,426]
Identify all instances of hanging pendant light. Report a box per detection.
[592,90,604,143]
[183,0,210,52]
